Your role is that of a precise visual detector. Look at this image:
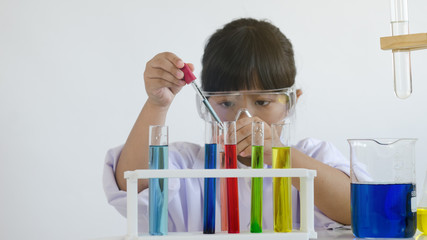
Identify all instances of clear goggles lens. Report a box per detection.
[196,87,296,124]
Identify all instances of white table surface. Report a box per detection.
[91,229,426,240]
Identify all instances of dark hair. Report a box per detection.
[201,18,296,92]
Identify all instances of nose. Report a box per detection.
[234,108,252,121]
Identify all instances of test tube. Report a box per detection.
[203,121,217,234]
[219,133,228,231]
[390,0,412,99]
[148,125,168,235]
[418,169,427,234]
[224,121,240,233]
[271,123,292,232]
[250,121,264,233]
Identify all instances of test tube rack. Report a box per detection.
[124,168,317,240]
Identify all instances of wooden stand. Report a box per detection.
[380,33,427,51]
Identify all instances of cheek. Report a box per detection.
[255,115,274,126]
[214,108,230,122]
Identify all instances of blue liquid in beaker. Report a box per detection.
[203,143,217,234]
[149,145,168,235]
[351,183,416,238]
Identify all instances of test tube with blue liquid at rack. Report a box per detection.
[203,121,217,234]
[148,125,168,235]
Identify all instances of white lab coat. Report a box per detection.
[103,138,350,233]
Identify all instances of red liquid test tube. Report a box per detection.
[223,121,240,233]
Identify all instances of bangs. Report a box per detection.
[201,19,296,92]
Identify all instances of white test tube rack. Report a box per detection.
[124,168,317,240]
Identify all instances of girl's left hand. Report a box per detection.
[235,117,273,166]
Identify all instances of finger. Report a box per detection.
[147,78,184,97]
[159,52,185,69]
[149,57,184,80]
[236,122,252,145]
[187,63,195,72]
[237,139,252,157]
[236,117,270,157]
[235,123,252,157]
[248,117,271,139]
[148,53,186,84]
[262,121,272,139]
[236,116,267,139]
[235,117,253,131]
[145,68,186,87]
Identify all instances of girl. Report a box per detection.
[103,18,351,232]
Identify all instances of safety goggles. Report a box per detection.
[196,87,296,124]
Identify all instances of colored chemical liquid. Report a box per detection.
[272,146,292,232]
[148,145,169,235]
[351,183,416,238]
[203,143,217,234]
[250,145,264,233]
[224,144,240,233]
[418,208,427,234]
[219,151,228,232]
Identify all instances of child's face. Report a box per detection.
[199,88,296,125]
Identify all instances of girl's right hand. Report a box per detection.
[143,52,194,108]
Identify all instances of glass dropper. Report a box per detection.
[181,64,224,129]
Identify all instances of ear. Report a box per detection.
[296,89,303,101]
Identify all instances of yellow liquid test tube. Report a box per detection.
[272,146,292,232]
[418,208,427,234]
[418,170,427,234]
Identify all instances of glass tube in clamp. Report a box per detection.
[390,0,412,99]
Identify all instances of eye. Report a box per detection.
[220,101,235,108]
[255,100,270,106]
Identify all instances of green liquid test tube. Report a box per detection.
[272,123,292,232]
[250,121,264,233]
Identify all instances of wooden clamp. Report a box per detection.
[380,33,427,51]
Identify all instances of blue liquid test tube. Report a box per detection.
[204,121,217,234]
[149,125,168,235]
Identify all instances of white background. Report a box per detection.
[1,0,427,239]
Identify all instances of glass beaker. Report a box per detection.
[348,138,417,238]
